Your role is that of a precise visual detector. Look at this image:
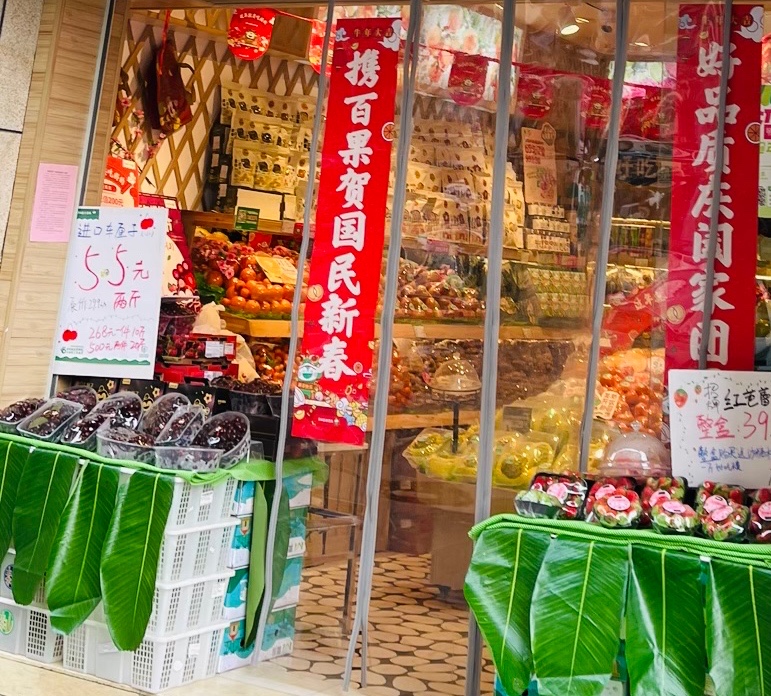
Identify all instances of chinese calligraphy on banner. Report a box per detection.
[666,5,761,376]
[670,369,771,488]
[54,207,168,379]
[292,18,401,445]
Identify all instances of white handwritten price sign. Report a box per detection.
[53,207,168,379]
[669,369,771,488]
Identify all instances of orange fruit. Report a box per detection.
[246,280,261,297]
[230,295,247,311]
[240,286,251,299]
[245,299,261,316]
[240,267,258,283]
[225,285,237,300]
[206,270,225,287]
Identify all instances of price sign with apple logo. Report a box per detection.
[53,206,168,379]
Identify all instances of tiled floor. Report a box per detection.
[0,553,492,696]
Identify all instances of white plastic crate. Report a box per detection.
[158,519,238,583]
[0,598,62,663]
[64,620,228,693]
[91,571,232,637]
[118,470,237,530]
[0,550,46,607]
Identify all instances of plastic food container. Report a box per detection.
[60,412,112,451]
[91,393,143,429]
[749,488,771,543]
[96,427,155,464]
[598,430,671,479]
[695,481,745,514]
[641,476,686,525]
[140,393,190,439]
[192,412,250,468]
[0,398,45,433]
[154,446,223,472]
[529,472,587,520]
[651,500,697,535]
[17,399,83,442]
[155,405,205,446]
[56,386,98,414]
[514,489,562,518]
[585,477,636,520]
[701,501,749,542]
[229,390,270,416]
[591,488,643,528]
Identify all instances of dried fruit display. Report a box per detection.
[0,399,45,429]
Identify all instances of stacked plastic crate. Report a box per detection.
[0,552,63,664]
[256,472,313,662]
[62,474,239,693]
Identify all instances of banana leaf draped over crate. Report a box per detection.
[0,434,326,652]
[464,514,771,696]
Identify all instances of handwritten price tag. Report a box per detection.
[670,369,771,488]
[53,207,168,379]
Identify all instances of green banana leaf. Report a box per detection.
[530,537,629,696]
[245,481,269,643]
[626,546,706,696]
[464,527,550,696]
[100,471,173,651]
[12,448,79,605]
[46,464,120,634]
[245,481,290,648]
[706,558,771,696]
[0,440,29,560]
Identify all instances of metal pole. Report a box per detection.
[578,0,630,474]
[342,2,422,689]
[464,0,516,693]
[698,0,733,369]
[253,0,334,654]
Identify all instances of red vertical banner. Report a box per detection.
[666,4,762,377]
[292,18,401,445]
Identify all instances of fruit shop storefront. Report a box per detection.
[3,0,771,695]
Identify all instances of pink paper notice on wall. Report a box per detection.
[29,163,79,242]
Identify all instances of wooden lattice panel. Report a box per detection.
[113,10,318,210]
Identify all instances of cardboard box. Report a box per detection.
[287,507,308,558]
[229,515,253,569]
[273,556,304,610]
[232,480,256,517]
[257,606,297,662]
[223,567,248,621]
[285,473,313,509]
[218,618,254,673]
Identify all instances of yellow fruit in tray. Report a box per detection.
[209,232,230,243]
[426,455,458,481]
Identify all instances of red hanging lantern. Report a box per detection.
[228,8,275,61]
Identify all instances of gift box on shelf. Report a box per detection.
[273,555,304,611]
[232,480,256,516]
[159,334,238,363]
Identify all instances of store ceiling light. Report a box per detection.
[559,5,580,36]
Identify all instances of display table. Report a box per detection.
[465,514,771,696]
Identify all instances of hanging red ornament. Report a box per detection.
[447,54,489,106]
[228,8,275,61]
[516,71,554,120]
